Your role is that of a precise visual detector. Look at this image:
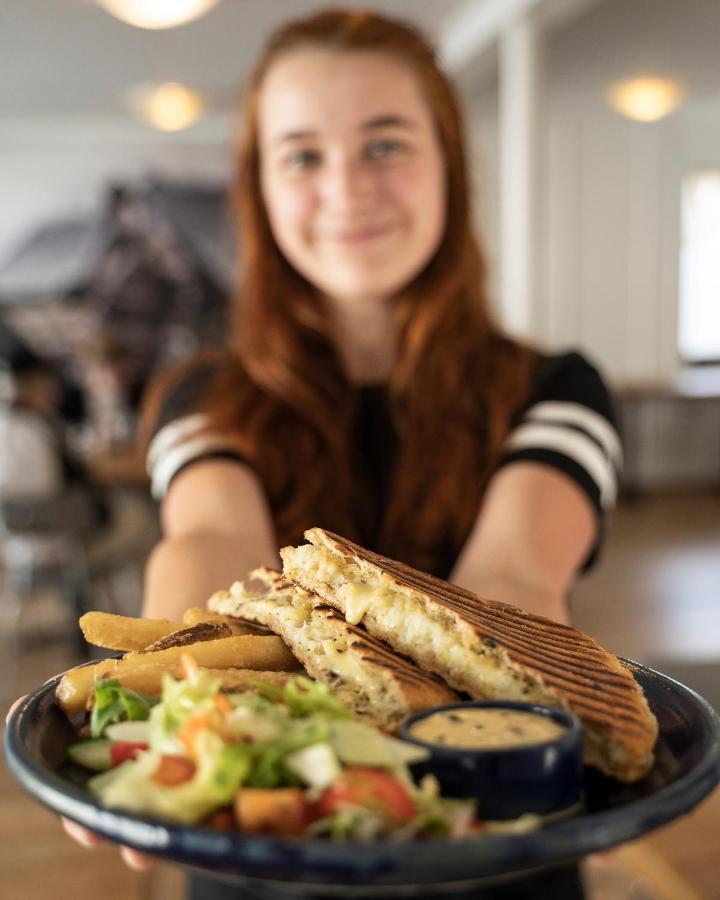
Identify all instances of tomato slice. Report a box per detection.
[151,754,196,786]
[316,767,416,823]
[109,741,149,767]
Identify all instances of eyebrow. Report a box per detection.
[272,114,418,146]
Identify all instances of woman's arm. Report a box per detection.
[142,459,279,621]
[450,462,597,624]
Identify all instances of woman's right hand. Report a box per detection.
[6,695,154,872]
[61,818,154,871]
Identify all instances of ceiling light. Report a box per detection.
[96,0,219,30]
[608,77,683,123]
[128,82,206,131]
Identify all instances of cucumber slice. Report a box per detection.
[330,720,429,767]
[67,739,113,771]
[105,720,151,743]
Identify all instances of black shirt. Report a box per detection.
[147,351,621,575]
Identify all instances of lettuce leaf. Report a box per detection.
[253,676,351,719]
[90,679,155,739]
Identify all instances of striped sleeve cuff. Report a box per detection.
[146,414,244,500]
[501,401,622,511]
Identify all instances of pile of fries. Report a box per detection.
[56,609,303,716]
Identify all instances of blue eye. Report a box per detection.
[366,139,403,160]
[285,149,321,170]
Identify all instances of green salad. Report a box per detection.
[67,656,509,840]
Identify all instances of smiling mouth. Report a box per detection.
[325,224,398,245]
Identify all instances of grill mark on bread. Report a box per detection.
[291,530,658,780]
[209,572,458,728]
[316,531,642,698]
[315,605,451,693]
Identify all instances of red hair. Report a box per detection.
[143,9,534,574]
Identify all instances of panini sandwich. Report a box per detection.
[209,568,459,732]
[280,528,659,783]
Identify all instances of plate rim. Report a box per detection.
[4,657,720,886]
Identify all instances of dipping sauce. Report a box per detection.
[409,707,568,750]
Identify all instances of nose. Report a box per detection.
[318,152,379,214]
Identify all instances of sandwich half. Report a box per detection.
[208,568,459,732]
[280,529,659,783]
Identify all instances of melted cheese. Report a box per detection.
[336,582,375,625]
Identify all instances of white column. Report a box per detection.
[498,15,542,338]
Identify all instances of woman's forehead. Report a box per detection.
[257,48,432,143]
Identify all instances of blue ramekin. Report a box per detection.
[399,701,583,821]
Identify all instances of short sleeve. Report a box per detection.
[146,363,249,501]
[498,351,623,569]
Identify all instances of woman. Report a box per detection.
[65,8,620,898]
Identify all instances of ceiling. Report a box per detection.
[0,0,469,120]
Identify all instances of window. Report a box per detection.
[679,170,720,363]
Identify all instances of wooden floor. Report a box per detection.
[1,490,719,899]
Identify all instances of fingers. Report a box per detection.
[62,817,102,848]
[62,818,155,870]
[120,846,155,871]
[5,696,26,724]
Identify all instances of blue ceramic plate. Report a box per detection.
[4,660,720,895]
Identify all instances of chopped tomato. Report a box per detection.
[315,767,416,823]
[151,754,196,786]
[110,741,149,767]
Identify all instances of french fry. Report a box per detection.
[82,665,298,698]
[79,611,182,652]
[55,642,302,715]
[112,635,300,676]
[55,658,117,715]
[182,607,270,636]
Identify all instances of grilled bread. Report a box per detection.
[208,568,459,732]
[280,528,659,782]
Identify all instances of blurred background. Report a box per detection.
[0,1,718,898]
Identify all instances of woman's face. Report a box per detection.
[258,49,446,307]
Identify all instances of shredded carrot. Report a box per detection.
[214,693,233,716]
[178,713,211,756]
[180,652,198,679]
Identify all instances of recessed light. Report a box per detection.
[96,0,219,30]
[127,82,206,131]
[608,77,683,123]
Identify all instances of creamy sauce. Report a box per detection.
[410,707,567,749]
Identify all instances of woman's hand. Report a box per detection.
[6,694,154,872]
[451,463,597,624]
[61,818,154,871]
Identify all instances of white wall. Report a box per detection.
[461,2,720,489]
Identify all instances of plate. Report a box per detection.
[4,660,720,895]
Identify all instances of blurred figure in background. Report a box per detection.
[0,325,158,589]
[0,340,110,568]
[81,332,138,453]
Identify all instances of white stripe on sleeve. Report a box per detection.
[149,434,240,500]
[524,401,623,468]
[503,422,618,508]
[146,414,211,473]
